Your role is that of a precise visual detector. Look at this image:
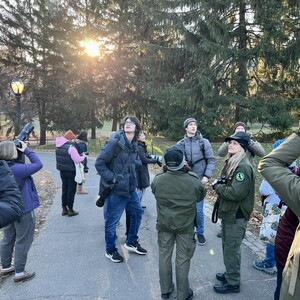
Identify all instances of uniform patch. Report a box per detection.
[236,172,245,182]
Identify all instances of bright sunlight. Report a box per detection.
[80,39,100,57]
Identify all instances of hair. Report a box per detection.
[0,141,16,160]
[221,148,246,179]
[122,115,141,141]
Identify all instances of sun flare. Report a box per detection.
[80,39,100,57]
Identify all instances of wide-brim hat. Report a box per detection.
[225,131,250,152]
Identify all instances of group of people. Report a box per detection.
[1,116,300,300]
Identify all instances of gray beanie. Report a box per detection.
[183,118,197,128]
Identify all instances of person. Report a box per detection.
[258,132,300,300]
[216,121,265,238]
[0,140,43,284]
[95,116,146,263]
[55,130,85,217]
[151,144,206,300]
[125,131,162,237]
[253,140,286,275]
[212,131,255,294]
[75,130,89,194]
[136,131,162,207]
[274,206,298,300]
[177,117,215,246]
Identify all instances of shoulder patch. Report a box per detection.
[235,172,245,182]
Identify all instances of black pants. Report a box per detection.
[60,171,77,209]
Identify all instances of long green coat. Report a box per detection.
[259,133,300,300]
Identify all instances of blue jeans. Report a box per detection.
[196,200,204,236]
[264,242,276,267]
[104,191,143,253]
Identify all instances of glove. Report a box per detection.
[17,141,27,152]
[156,159,162,167]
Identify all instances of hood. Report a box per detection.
[56,136,70,148]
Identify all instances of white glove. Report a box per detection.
[17,141,27,152]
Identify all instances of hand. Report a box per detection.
[211,179,218,190]
[201,176,209,184]
[17,141,27,152]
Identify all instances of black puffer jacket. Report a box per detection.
[0,160,24,228]
[136,141,157,189]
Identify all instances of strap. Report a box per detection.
[211,197,220,223]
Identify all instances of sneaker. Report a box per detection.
[116,222,122,228]
[1,267,15,278]
[253,260,277,274]
[106,248,124,263]
[197,234,206,246]
[14,271,35,284]
[124,241,147,255]
[217,230,222,238]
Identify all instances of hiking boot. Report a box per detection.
[213,281,240,294]
[62,207,68,216]
[197,234,206,246]
[161,283,174,299]
[216,272,226,282]
[105,248,124,263]
[14,271,35,284]
[253,260,277,274]
[185,288,193,300]
[217,230,222,238]
[68,209,79,217]
[124,241,147,255]
[1,267,15,278]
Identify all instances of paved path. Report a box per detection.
[0,152,276,299]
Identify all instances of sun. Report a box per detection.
[80,39,100,57]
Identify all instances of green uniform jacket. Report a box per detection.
[151,170,206,234]
[214,157,255,223]
[258,133,300,299]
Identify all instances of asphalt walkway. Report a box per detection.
[0,152,276,299]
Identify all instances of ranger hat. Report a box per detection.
[225,131,250,152]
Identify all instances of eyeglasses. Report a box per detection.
[125,120,134,124]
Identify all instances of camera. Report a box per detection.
[150,154,163,162]
[14,123,34,148]
[217,175,227,185]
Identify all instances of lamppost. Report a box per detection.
[10,77,24,134]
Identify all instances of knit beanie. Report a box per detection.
[183,118,197,128]
[233,122,247,133]
[164,145,185,171]
[64,130,76,141]
[76,130,88,142]
[225,131,250,152]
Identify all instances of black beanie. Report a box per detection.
[164,145,185,171]
[76,131,88,142]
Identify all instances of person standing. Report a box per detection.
[177,117,215,246]
[0,140,43,284]
[258,132,300,300]
[216,121,265,238]
[212,131,255,294]
[75,130,89,194]
[151,145,206,300]
[55,130,85,217]
[95,116,147,263]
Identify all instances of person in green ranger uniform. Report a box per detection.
[212,131,255,294]
[258,132,300,300]
[151,145,206,300]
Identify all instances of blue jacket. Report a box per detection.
[8,147,43,213]
[95,131,142,197]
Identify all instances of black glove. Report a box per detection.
[156,159,162,167]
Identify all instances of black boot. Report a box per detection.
[62,207,68,216]
[68,209,79,217]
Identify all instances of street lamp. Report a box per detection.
[10,77,24,134]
